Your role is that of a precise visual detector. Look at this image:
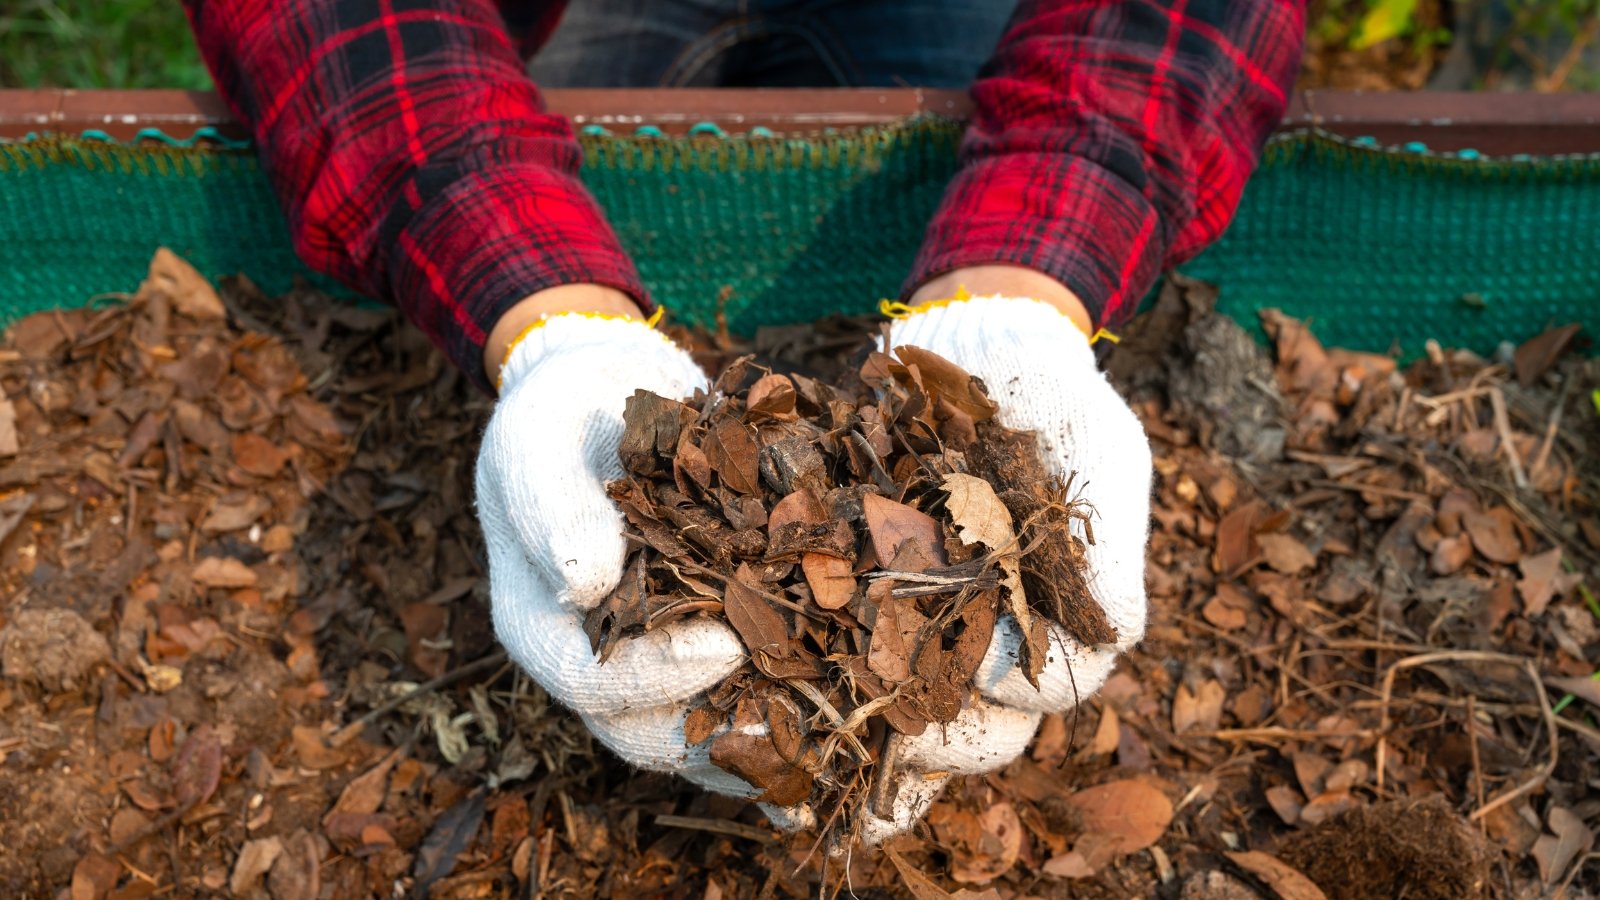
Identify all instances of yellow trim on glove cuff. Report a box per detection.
[878,291,1118,345]
[496,306,667,393]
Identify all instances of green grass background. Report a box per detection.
[0,0,211,89]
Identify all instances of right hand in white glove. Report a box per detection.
[476,312,757,797]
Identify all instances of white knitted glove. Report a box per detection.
[477,314,755,797]
[839,295,1154,843]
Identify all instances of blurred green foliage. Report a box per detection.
[0,0,211,89]
[0,0,1594,92]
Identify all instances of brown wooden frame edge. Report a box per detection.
[1,88,1597,155]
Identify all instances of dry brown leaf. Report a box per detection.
[885,846,957,900]
[708,729,812,806]
[1291,753,1331,797]
[1214,501,1266,573]
[801,552,855,609]
[1544,674,1600,711]
[0,397,16,457]
[324,747,403,825]
[1050,779,1174,877]
[398,602,449,679]
[292,724,349,770]
[70,852,119,900]
[1031,713,1069,764]
[1264,784,1303,826]
[1513,323,1582,387]
[893,346,1000,422]
[1298,791,1356,826]
[172,724,223,809]
[142,246,226,320]
[232,432,292,477]
[746,374,797,419]
[1172,680,1225,733]
[1532,805,1594,884]
[1516,547,1564,616]
[683,706,722,745]
[722,567,792,660]
[863,492,947,574]
[1085,705,1121,757]
[1258,533,1316,574]
[941,472,1041,679]
[193,556,258,588]
[268,829,322,900]
[702,418,762,495]
[949,802,1023,884]
[231,836,285,895]
[1463,507,1523,564]
[201,493,272,533]
[868,596,928,683]
[1430,534,1473,575]
[1225,850,1327,900]
[1202,583,1250,630]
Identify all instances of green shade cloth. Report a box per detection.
[3,120,1597,356]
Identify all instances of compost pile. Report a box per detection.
[591,345,1102,832]
[1,252,1598,899]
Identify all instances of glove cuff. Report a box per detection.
[498,310,676,392]
[884,294,1099,368]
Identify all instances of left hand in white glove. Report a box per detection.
[477,313,758,799]
[834,293,1153,844]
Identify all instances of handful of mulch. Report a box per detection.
[584,342,1113,841]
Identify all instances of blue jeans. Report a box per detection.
[529,0,1019,88]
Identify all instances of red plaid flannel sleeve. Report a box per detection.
[909,0,1305,330]
[184,0,636,394]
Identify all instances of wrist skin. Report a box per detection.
[482,265,1092,389]
[484,284,644,388]
[908,265,1094,339]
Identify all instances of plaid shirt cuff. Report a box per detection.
[906,152,1167,332]
[389,161,648,394]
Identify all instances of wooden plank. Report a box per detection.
[2,88,1599,154]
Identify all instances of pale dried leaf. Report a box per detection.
[231,837,284,895]
[1065,779,1174,864]
[1516,547,1564,616]
[1534,805,1594,884]
[324,747,402,824]
[193,556,258,588]
[0,397,16,457]
[143,247,226,320]
[1172,680,1225,733]
[950,802,1023,884]
[1258,533,1316,575]
[1464,507,1523,564]
[801,552,855,609]
[885,846,955,899]
[868,596,928,683]
[1225,850,1327,900]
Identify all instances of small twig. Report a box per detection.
[654,814,777,844]
[1529,374,1571,481]
[1467,693,1486,832]
[1303,478,1433,504]
[1488,388,1529,489]
[647,547,826,621]
[1200,726,1378,744]
[1374,650,1557,822]
[1537,14,1600,91]
[847,431,898,494]
[868,733,902,818]
[326,650,509,747]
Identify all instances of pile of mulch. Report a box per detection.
[1,252,1596,899]
[593,336,1105,839]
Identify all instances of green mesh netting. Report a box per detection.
[3,119,1598,357]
